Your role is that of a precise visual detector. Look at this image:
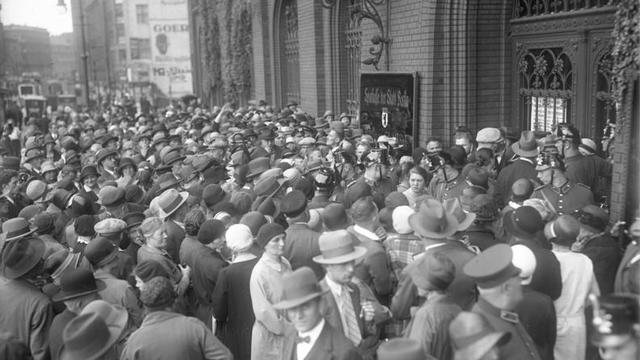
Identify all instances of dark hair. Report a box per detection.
[184,208,206,236]
[0,170,18,187]
[475,148,494,168]
[409,166,429,182]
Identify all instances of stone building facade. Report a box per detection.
[188,0,639,223]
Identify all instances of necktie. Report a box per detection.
[340,285,362,346]
[296,336,310,344]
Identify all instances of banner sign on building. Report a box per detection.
[149,0,192,98]
[360,72,418,148]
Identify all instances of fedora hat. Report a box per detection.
[406,251,455,291]
[2,217,36,242]
[503,206,543,240]
[60,312,123,360]
[273,267,326,310]
[123,212,145,229]
[443,197,476,232]
[408,198,459,239]
[377,338,424,360]
[52,268,105,302]
[314,117,329,129]
[80,300,128,341]
[157,188,189,219]
[449,311,511,360]
[162,148,185,166]
[246,157,271,179]
[313,230,366,265]
[511,130,540,158]
[1,237,45,279]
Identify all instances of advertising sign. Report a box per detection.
[360,72,418,148]
[149,0,192,98]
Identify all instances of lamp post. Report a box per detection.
[58,0,90,108]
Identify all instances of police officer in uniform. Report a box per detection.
[531,153,594,216]
[463,244,542,360]
[425,150,467,203]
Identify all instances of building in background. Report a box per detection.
[187,0,639,230]
[70,0,118,107]
[70,0,192,109]
[50,33,76,95]
[3,25,52,89]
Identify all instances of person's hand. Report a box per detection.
[179,264,191,278]
[610,221,627,237]
[361,301,375,322]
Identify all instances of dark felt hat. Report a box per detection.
[246,157,271,179]
[84,237,118,268]
[280,190,307,218]
[463,244,521,288]
[240,211,268,236]
[197,219,226,245]
[79,165,99,182]
[343,180,372,209]
[503,206,544,240]
[202,184,229,208]
[2,217,36,242]
[406,251,455,291]
[123,212,145,229]
[1,237,45,279]
[408,198,459,239]
[52,268,105,302]
[377,338,424,360]
[322,203,350,231]
[255,223,285,249]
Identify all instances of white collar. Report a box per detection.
[299,318,325,343]
[518,157,534,165]
[508,201,522,209]
[353,225,380,241]
[232,253,257,264]
[325,276,350,297]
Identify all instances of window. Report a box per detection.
[118,49,127,62]
[136,4,149,24]
[116,23,125,39]
[130,38,151,59]
[518,47,573,132]
[278,0,299,106]
[115,3,123,18]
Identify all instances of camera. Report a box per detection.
[424,153,444,172]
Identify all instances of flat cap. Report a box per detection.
[463,244,521,289]
[476,127,502,148]
[94,218,127,236]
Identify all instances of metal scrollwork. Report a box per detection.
[322,0,390,70]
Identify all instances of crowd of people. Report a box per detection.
[0,100,638,360]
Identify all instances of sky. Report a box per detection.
[1,0,73,35]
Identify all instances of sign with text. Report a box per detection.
[360,72,418,148]
[149,0,192,98]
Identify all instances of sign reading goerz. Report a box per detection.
[149,0,192,98]
[360,72,418,149]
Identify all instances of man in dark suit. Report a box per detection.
[313,230,391,360]
[281,190,324,279]
[274,267,361,360]
[494,131,539,207]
